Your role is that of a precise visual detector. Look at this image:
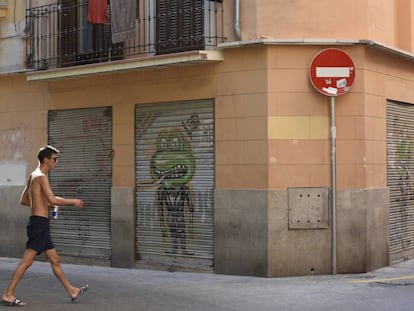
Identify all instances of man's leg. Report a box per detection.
[45,248,81,299]
[2,248,37,304]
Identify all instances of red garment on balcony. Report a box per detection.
[88,0,108,24]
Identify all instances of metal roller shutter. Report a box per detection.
[387,101,414,262]
[48,107,112,259]
[135,99,214,270]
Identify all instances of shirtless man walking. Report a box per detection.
[2,145,88,306]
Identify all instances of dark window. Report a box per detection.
[58,0,123,67]
[156,0,204,55]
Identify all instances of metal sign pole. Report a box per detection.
[330,96,337,275]
[309,48,355,275]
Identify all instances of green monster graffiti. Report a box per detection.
[150,128,195,255]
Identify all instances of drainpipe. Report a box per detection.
[234,0,241,40]
[26,0,30,17]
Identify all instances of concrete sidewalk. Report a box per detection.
[1,257,414,311]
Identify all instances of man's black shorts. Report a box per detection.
[26,216,54,255]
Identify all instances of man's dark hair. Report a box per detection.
[37,145,59,163]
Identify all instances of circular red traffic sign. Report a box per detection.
[309,48,355,96]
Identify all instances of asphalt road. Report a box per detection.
[1,257,414,310]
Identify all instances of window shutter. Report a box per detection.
[156,0,204,55]
[184,0,204,49]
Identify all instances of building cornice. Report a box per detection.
[218,39,414,62]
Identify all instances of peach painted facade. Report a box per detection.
[0,0,414,276]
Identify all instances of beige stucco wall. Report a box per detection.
[0,74,47,169]
[214,44,392,191]
[216,46,268,188]
[241,0,414,54]
[265,44,414,192]
[255,0,368,41]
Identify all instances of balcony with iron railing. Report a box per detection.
[26,0,226,71]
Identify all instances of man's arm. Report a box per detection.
[39,176,84,208]
[19,176,31,206]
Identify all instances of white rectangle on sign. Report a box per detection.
[322,87,338,95]
[316,67,350,78]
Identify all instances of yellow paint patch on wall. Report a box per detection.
[269,116,329,139]
[310,116,330,139]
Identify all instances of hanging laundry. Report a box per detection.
[88,0,109,24]
[110,0,136,43]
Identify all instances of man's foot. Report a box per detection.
[71,285,88,302]
[2,297,27,307]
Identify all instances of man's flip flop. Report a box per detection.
[2,297,26,307]
[71,285,89,302]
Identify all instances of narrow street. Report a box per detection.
[1,257,414,311]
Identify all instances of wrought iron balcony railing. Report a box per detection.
[26,0,225,70]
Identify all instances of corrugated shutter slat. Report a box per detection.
[135,100,214,270]
[48,107,112,259]
[387,101,414,262]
